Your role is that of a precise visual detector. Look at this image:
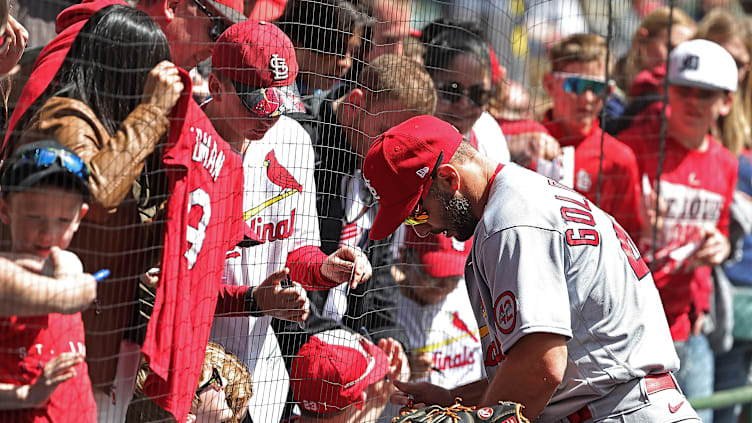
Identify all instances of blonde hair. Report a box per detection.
[695,9,752,155]
[624,6,695,88]
[128,343,252,423]
[548,33,609,73]
[357,53,437,115]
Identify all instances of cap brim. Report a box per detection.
[200,0,246,25]
[369,190,422,241]
[234,82,304,117]
[668,77,730,92]
[8,167,90,201]
[354,341,389,388]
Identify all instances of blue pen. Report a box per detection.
[93,269,111,282]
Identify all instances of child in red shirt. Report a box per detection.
[0,140,96,422]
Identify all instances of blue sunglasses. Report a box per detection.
[553,72,612,97]
[16,147,90,180]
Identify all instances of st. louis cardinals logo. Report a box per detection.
[244,149,302,221]
[493,291,516,334]
[270,54,289,80]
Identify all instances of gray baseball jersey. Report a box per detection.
[466,164,679,422]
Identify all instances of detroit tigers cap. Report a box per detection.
[290,329,389,415]
[668,39,738,92]
[363,115,463,241]
[403,231,471,278]
[212,20,304,117]
[1,140,90,201]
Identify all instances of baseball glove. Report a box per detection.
[392,398,530,423]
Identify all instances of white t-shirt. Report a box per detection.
[472,111,510,164]
[398,278,484,389]
[210,115,320,423]
[467,164,678,422]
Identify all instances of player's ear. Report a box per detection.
[208,73,223,100]
[435,164,461,193]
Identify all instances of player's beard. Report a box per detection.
[431,186,478,242]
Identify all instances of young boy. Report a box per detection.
[618,39,739,421]
[0,140,96,422]
[543,33,643,240]
[393,232,483,389]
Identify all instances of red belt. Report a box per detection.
[565,373,677,423]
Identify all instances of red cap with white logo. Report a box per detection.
[363,115,463,240]
[212,20,304,117]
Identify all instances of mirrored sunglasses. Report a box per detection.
[15,147,89,180]
[554,72,612,97]
[436,81,493,108]
[403,152,443,226]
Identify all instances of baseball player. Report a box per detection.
[363,115,700,422]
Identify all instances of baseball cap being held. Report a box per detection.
[212,20,304,117]
[290,329,390,415]
[363,115,463,240]
[668,39,738,92]
[0,140,91,201]
[403,230,472,278]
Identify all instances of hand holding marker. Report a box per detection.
[281,274,306,329]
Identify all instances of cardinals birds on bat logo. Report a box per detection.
[244,150,303,221]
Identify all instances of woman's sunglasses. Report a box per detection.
[191,0,228,42]
[436,81,493,108]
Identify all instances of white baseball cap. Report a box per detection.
[668,39,738,92]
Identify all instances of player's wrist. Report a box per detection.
[246,288,263,317]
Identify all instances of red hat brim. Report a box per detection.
[369,187,424,241]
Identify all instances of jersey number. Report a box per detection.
[185,188,211,270]
[612,220,650,280]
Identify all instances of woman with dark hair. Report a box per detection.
[6,4,183,421]
[421,19,509,163]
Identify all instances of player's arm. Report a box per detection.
[479,332,568,420]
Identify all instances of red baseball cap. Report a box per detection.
[212,20,304,117]
[403,231,471,278]
[363,115,463,240]
[290,329,389,415]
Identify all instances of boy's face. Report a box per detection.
[545,60,606,137]
[668,85,731,138]
[0,187,88,259]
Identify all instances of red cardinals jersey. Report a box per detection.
[0,313,96,423]
[543,113,644,240]
[141,70,244,422]
[620,119,737,341]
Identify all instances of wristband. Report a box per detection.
[245,288,263,317]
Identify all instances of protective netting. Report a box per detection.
[1,0,751,422]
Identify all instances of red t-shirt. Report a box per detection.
[140,70,245,422]
[2,0,128,157]
[0,313,96,422]
[619,118,738,341]
[543,112,644,240]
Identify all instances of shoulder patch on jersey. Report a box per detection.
[493,291,516,334]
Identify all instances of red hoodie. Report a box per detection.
[542,112,644,241]
[2,0,128,157]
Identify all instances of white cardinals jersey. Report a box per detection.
[466,164,679,422]
[398,278,484,389]
[210,115,320,423]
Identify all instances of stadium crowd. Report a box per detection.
[0,0,751,422]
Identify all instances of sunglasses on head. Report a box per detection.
[191,0,227,42]
[553,72,612,97]
[404,152,443,226]
[436,81,493,108]
[14,147,89,180]
[196,367,225,396]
